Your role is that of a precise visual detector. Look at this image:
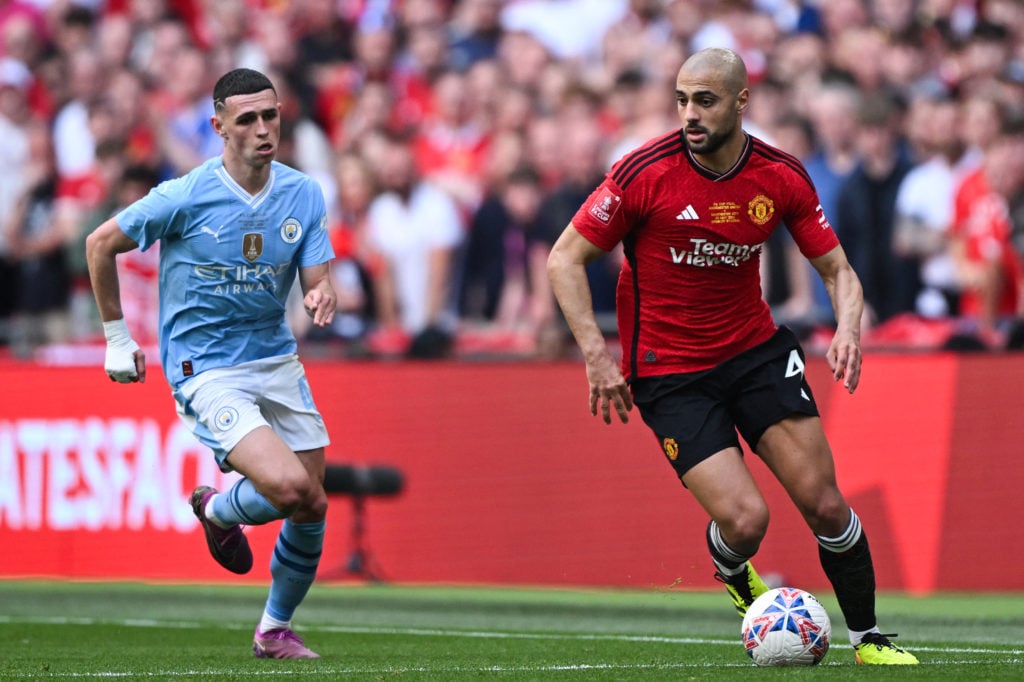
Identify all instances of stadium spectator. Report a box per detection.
[1,9,46,82]
[496,29,551,92]
[459,164,558,354]
[949,115,1024,344]
[802,81,863,324]
[153,45,223,175]
[760,111,819,331]
[834,91,917,326]
[102,67,164,173]
[332,79,397,153]
[365,132,464,355]
[51,47,104,192]
[67,162,161,345]
[314,18,430,146]
[0,55,34,345]
[463,57,507,134]
[397,21,451,88]
[396,0,449,32]
[661,0,708,48]
[48,3,96,60]
[954,21,1016,94]
[412,68,491,212]
[290,0,356,121]
[247,10,296,80]
[194,0,266,72]
[599,0,673,90]
[524,113,563,191]
[818,0,870,43]
[537,115,618,327]
[480,129,529,196]
[957,88,1005,171]
[447,0,503,72]
[0,0,45,47]
[892,89,969,319]
[602,68,678,164]
[94,11,134,71]
[130,12,193,94]
[293,151,381,350]
[500,0,627,63]
[2,119,76,356]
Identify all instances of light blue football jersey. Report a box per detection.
[116,157,334,388]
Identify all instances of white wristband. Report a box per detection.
[102,318,141,382]
[103,318,133,346]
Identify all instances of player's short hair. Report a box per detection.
[212,69,276,111]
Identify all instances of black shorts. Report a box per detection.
[631,326,819,481]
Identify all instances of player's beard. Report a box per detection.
[684,121,735,155]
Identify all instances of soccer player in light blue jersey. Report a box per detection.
[86,68,336,660]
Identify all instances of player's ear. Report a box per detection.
[736,88,750,115]
[211,115,227,138]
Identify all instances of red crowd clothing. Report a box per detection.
[572,131,839,380]
[950,167,1021,320]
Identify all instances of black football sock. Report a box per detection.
[816,509,877,632]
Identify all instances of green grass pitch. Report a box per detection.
[1,580,1021,680]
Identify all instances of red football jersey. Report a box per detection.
[572,131,839,379]
[950,167,1021,318]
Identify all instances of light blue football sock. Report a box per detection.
[263,519,325,623]
[210,478,284,526]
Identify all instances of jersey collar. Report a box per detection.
[683,132,753,182]
[214,163,276,209]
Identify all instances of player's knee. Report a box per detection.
[720,505,769,552]
[801,492,848,535]
[262,472,315,514]
[304,488,329,520]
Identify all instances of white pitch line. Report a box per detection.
[2,614,1022,656]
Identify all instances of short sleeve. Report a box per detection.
[570,177,631,251]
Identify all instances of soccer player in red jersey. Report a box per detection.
[547,47,918,665]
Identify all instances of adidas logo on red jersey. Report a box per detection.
[675,205,700,220]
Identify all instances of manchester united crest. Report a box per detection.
[747,194,775,225]
[662,437,679,461]
[243,233,263,262]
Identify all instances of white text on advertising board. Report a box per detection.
[0,418,237,532]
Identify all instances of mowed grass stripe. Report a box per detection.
[2,614,1021,656]
[4,583,1024,680]
[3,658,1022,679]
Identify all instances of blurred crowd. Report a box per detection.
[3,0,1024,361]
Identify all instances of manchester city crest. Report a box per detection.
[281,218,302,244]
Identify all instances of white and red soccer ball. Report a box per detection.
[741,587,831,666]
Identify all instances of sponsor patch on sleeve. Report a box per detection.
[589,189,622,224]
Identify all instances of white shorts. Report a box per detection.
[174,354,330,472]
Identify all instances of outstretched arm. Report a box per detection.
[85,218,146,383]
[810,244,863,394]
[547,223,632,424]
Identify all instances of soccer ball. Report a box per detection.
[740,587,831,666]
